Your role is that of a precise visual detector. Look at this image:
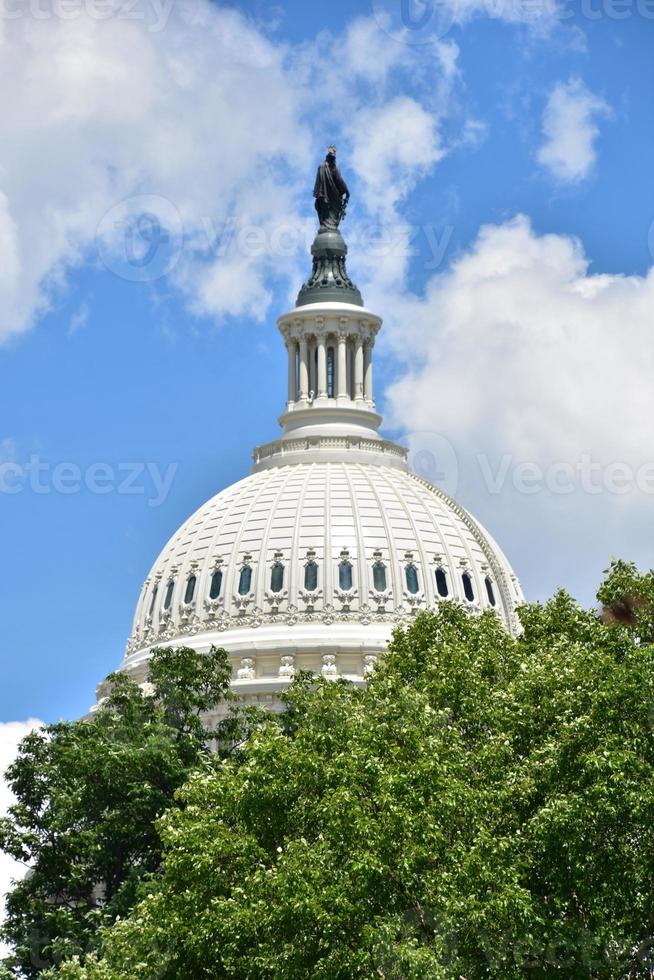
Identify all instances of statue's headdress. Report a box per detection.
[327,145,337,157]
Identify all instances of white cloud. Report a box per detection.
[537,78,611,183]
[381,216,654,602]
[68,301,90,337]
[0,4,465,341]
[456,0,562,27]
[0,0,313,340]
[370,0,562,46]
[0,720,44,957]
[385,215,654,463]
[350,97,445,212]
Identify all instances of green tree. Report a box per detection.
[54,563,654,979]
[0,646,252,978]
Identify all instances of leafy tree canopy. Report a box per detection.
[0,646,252,978]
[50,561,654,979]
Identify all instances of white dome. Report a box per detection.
[123,449,523,706]
[111,236,524,713]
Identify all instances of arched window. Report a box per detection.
[148,585,158,618]
[238,566,253,596]
[270,562,285,594]
[327,347,335,397]
[485,577,497,607]
[373,562,387,592]
[339,561,353,591]
[435,568,449,597]
[405,565,420,595]
[164,579,175,610]
[304,561,318,591]
[209,569,223,600]
[184,575,196,605]
[462,571,475,602]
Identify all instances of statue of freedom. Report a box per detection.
[313,146,350,232]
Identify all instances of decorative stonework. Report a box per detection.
[370,588,392,612]
[204,596,225,619]
[237,658,256,680]
[279,655,296,679]
[265,590,288,615]
[233,593,254,615]
[334,587,357,611]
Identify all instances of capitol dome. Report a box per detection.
[113,152,524,713]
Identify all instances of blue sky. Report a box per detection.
[1,0,653,727]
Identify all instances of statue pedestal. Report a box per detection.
[296,230,363,308]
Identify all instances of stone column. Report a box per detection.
[298,336,309,401]
[287,340,297,404]
[364,342,374,403]
[354,338,364,401]
[337,331,348,401]
[308,338,317,398]
[317,335,327,399]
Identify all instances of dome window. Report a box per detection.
[148,585,158,618]
[485,577,497,607]
[462,571,475,602]
[339,560,353,591]
[405,563,420,595]
[435,567,449,598]
[270,562,285,594]
[238,565,253,596]
[209,569,223,600]
[327,347,335,397]
[372,556,387,592]
[304,559,318,591]
[184,575,197,605]
[163,579,175,610]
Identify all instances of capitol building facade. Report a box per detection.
[108,154,524,714]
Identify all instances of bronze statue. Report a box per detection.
[313,146,350,232]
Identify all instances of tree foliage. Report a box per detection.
[49,562,654,979]
[0,646,251,977]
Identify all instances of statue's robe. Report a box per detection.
[314,161,349,231]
